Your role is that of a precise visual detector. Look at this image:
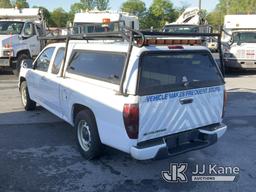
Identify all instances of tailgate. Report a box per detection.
[138,86,224,142]
[137,50,224,142]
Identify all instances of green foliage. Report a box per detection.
[32,6,52,26]
[207,0,256,28]
[80,0,95,10]
[75,0,110,11]
[0,0,12,8]
[176,1,190,15]
[96,0,109,11]
[50,8,69,28]
[121,0,146,17]
[15,0,29,8]
[142,0,177,30]
[121,0,178,30]
[69,3,85,21]
[70,3,85,14]
[217,0,256,14]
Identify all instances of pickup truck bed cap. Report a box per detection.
[41,28,225,95]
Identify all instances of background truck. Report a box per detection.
[163,7,211,34]
[0,8,46,75]
[222,15,256,69]
[162,7,215,52]
[73,10,139,34]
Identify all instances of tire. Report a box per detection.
[20,81,36,111]
[13,53,30,77]
[75,110,102,160]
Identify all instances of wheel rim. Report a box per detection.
[77,120,91,152]
[21,86,27,106]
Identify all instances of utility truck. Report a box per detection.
[0,8,46,75]
[163,7,215,53]
[73,10,139,34]
[163,7,211,34]
[223,15,256,69]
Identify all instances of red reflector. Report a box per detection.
[123,104,139,139]
[168,45,184,49]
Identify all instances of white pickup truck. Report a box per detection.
[19,31,227,160]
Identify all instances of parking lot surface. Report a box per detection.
[0,71,256,192]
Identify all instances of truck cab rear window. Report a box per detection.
[138,51,223,96]
[67,51,126,84]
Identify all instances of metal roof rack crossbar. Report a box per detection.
[39,27,224,96]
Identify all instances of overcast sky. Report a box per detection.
[27,0,219,12]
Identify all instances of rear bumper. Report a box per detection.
[130,123,227,160]
[225,58,256,69]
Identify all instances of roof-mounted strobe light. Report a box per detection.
[102,18,111,24]
[102,18,111,31]
[136,38,202,46]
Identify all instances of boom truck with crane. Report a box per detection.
[163,7,218,51]
[163,7,211,34]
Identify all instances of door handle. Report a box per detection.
[179,98,193,105]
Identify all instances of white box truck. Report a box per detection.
[223,15,256,69]
[0,8,46,75]
[73,10,139,34]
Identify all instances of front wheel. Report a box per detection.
[20,81,36,111]
[13,54,30,76]
[75,110,102,160]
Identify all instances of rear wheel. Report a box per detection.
[20,81,36,111]
[75,110,102,160]
[13,53,30,76]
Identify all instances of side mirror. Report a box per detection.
[228,38,234,46]
[21,59,34,69]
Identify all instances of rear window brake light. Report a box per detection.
[168,45,184,49]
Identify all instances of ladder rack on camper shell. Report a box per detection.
[39,28,225,96]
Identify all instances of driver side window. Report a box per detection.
[23,22,34,36]
[35,47,55,72]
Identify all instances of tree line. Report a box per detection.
[0,0,255,29]
[207,0,256,28]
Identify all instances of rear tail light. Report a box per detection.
[222,89,228,118]
[123,104,139,139]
